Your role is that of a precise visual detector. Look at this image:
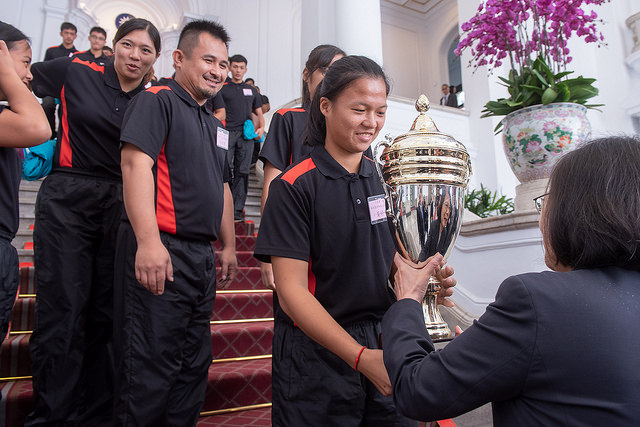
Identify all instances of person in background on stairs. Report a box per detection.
[254,55,456,426]
[25,18,161,426]
[0,21,50,349]
[258,44,345,291]
[114,19,237,426]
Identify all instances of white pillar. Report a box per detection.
[301,0,383,65]
[335,0,384,65]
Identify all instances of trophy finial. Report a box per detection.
[415,95,430,113]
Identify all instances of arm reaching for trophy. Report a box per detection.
[391,252,456,306]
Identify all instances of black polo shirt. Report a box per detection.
[259,107,308,170]
[220,79,262,131]
[254,145,396,325]
[205,92,225,116]
[31,57,147,180]
[0,106,21,241]
[44,44,77,61]
[120,79,230,242]
[73,50,109,66]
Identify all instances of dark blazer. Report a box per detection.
[382,267,640,426]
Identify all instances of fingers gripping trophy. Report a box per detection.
[376,95,471,339]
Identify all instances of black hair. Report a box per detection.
[60,22,77,33]
[89,26,107,38]
[302,44,346,106]
[177,20,230,56]
[102,46,113,53]
[229,54,247,65]
[543,136,640,271]
[304,55,390,147]
[113,18,161,54]
[0,21,30,50]
[245,77,255,84]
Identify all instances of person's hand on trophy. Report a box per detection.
[391,252,456,306]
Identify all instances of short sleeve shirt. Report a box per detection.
[205,92,225,116]
[259,107,308,171]
[220,79,262,131]
[0,106,21,240]
[120,79,230,242]
[254,145,396,325]
[30,57,147,180]
[44,44,77,61]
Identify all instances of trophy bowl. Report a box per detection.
[375,95,471,339]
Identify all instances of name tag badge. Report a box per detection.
[368,194,387,225]
[216,127,229,150]
[243,88,253,96]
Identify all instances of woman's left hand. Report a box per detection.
[436,263,456,307]
[392,252,457,306]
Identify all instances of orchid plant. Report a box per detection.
[456,0,608,132]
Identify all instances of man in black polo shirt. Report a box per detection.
[220,54,263,220]
[73,26,108,65]
[42,22,78,138]
[115,20,236,426]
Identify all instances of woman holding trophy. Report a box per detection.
[383,136,640,425]
[254,55,456,426]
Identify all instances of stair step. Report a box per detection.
[0,357,272,426]
[203,358,271,412]
[214,235,256,252]
[197,405,271,426]
[19,180,43,192]
[15,266,265,297]
[1,320,273,378]
[217,251,258,268]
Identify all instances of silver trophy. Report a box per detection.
[376,95,471,339]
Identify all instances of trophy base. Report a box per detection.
[422,278,451,340]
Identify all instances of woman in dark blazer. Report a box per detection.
[382,136,640,426]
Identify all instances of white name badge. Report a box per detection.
[216,127,229,150]
[368,194,387,225]
[243,88,253,96]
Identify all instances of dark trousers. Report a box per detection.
[272,317,418,427]
[226,130,253,218]
[113,222,217,427]
[27,173,122,426]
[0,237,19,344]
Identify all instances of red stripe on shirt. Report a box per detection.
[308,260,316,296]
[71,57,104,73]
[276,107,305,116]
[146,85,171,94]
[281,157,316,185]
[59,85,72,167]
[156,144,177,234]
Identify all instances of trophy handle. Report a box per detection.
[374,134,394,200]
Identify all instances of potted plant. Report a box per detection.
[456,0,608,183]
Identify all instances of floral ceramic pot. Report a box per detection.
[502,103,591,183]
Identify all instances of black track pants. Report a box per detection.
[113,222,217,427]
[0,238,18,344]
[271,317,418,427]
[27,173,122,426]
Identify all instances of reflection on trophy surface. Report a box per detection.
[375,95,471,339]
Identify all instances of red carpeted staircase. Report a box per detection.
[1,199,273,426]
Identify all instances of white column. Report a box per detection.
[301,0,383,65]
[335,0,384,65]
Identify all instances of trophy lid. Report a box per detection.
[378,95,472,187]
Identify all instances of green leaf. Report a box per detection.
[542,87,558,104]
[520,84,545,95]
[532,69,551,87]
[555,83,571,102]
[554,71,573,79]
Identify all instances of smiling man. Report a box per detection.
[114,20,237,426]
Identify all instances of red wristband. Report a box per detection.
[354,346,367,371]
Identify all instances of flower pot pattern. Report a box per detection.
[502,103,591,183]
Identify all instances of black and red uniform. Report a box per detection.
[220,78,262,218]
[42,44,77,137]
[0,106,20,346]
[26,57,147,426]
[254,145,414,426]
[114,78,229,426]
[259,107,308,169]
[72,49,109,66]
